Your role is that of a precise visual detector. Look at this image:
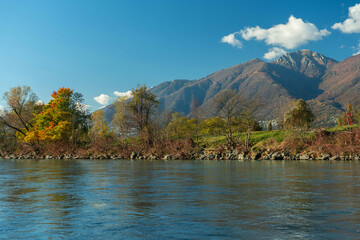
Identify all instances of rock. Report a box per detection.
[320,153,330,160]
[226,152,236,160]
[130,152,137,160]
[163,155,171,160]
[271,153,283,160]
[237,154,245,160]
[148,154,157,160]
[300,155,310,160]
[253,152,262,160]
[330,156,340,161]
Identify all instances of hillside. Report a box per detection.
[102,50,360,127]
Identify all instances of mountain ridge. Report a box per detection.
[103,50,359,127]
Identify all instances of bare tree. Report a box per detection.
[127,85,159,144]
[0,86,38,136]
[191,99,202,145]
[212,89,245,148]
[112,96,130,144]
[241,97,263,149]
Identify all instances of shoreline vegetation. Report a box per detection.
[1,85,360,161]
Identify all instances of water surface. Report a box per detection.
[1,159,360,239]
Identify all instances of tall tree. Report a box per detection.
[127,85,159,143]
[284,99,314,140]
[0,86,38,136]
[112,96,130,143]
[90,110,111,139]
[240,97,263,149]
[212,89,245,148]
[19,87,88,144]
[191,99,202,145]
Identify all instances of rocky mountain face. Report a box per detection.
[103,50,360,127]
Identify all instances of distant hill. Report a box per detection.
[101,50,360,127]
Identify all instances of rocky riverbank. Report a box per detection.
[2,150,360,161]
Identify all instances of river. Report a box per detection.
[0,159,359,239]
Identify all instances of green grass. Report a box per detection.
[193,125,360,149]
[198,130,286,148]
[327,124,358,132]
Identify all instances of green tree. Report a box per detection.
[200,117,224,135]
[284,99,314,139]
[267,121,272,131]
[167,113,196,139]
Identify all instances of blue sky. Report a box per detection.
[1,0,360,109]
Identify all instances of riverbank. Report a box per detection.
[3,126,360,161]
[2,149,360,161]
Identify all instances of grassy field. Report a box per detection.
[198,130,286,148]
[198,125,359,148]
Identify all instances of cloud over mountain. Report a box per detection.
[221,33,242,48]
[114,90,132,98]
[264,47,287,60]
[94,94,111,105]
[241,15,330,49]
[332,3,360,33]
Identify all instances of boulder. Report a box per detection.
[300,155,310,160]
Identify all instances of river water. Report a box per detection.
[0,159,360,239]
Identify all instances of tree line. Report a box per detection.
[0,84,356,157]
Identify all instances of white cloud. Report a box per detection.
[352,40,360,56]
[240,15,330,49]
[221,33,242,48]
[263,47,287,60]
[114,90,132,98]
[35,100,44,105]
[332,3,360,33]
[94,94,111,105]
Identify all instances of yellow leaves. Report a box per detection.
[90,111,111,138]
[17,87,76,144]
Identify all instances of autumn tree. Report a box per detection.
[0,86,38,137]
[338,104,356,126]
[284,99,314,140]
[89,110,113,152]
[19,87,88,144]
[127,85,159,144]
[90,111,111,138]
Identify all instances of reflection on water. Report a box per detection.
[0,160,360,239]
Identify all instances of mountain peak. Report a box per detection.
[272,50,338,78]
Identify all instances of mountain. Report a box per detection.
[317,54,360,107]
[102,50,360,127]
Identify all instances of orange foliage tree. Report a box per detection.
[18,87,88,144]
